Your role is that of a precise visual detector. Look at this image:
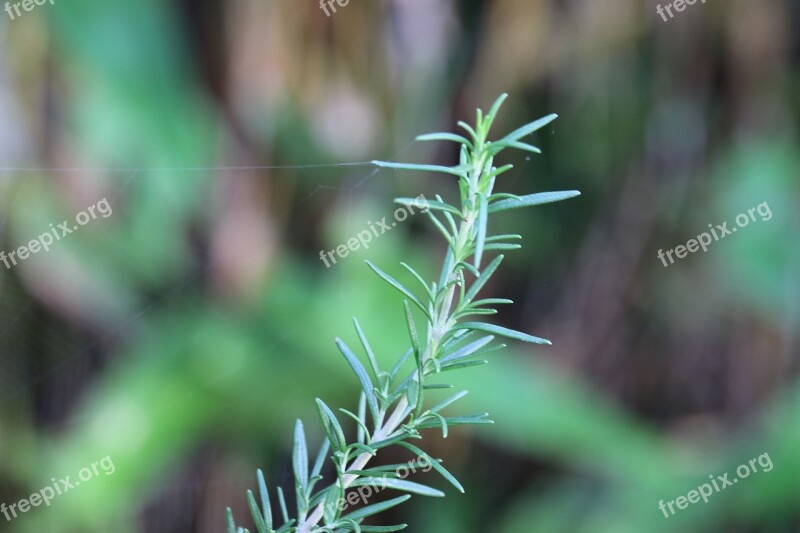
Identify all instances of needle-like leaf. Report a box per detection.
[372,160,469,177]
[350,477,445,497]
[336,339,380,422]
[488,190,581,213]
[498,113,558,144]
[396,441,465,493]
[365,261,431,321]
[293,420,309,519]
[415,132,473,150]
[395,198,462,218]
[316,399,347,453]
[340,495,412,522]
[456,322,552,345]
[474,194,488,268]
[353,318,381,382]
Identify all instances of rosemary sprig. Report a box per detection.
[227,94,580,533]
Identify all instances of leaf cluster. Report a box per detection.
[227,94,579,533]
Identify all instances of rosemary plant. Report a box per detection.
[227,94,579,533]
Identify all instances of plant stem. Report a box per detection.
[297,197,479,533]
[298,397,409,532]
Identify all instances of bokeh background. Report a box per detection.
[1,0,799,531]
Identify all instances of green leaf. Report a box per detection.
[311,441,330,486]
[423,383,453,390]
[348,458,434,476]
[439,359,488,372]
[414,413,494,429]
[350,477,445,498]
[293,420,309,490]
[498,113,558,144]
[470,298,513,307]
[440,329,473,352]
[474,195,488,269]
[504,140,542,154]
[357,525,408,531]
[415,131,473,149]
[456,322,551,345]
[336,338,380,422]
[399,262,433,299]
[407,377,420,418]
[372,160,468,177]
[293,420,309,519]
[340,495,411,522]
[323,483,344,525]
[425,210,456,249]
[349,442,378,457]
[483,243,521,251]
[395,198,462,218]
[395,441,465,493]
[483,164,514,182]
[487,140,542,157]
[457,121,479,143]
[339,407,370,443]
[485,234,521,242]
[277,487,290,524]
[485,93,508,134]
[247,490,271,533]
[488,193,522,202]
[437,248,454,292]
[316,398,348,453]
[436,194,460,235]
[369,431,416,450]
[357,393,367,444]
[442,343,506,367]
[389,348,413,382]
[226,508,236,533]
[403,301,420,358]
[452,308,498,320]
[365,261,431,321]
[346,468,398,478]
[488,190,581,213]
[352,318,381,382]
[464,255,504,303]
[429,390,469,413]
[257,470,273,531]
[456,261,481,278]
[275,523,296,533]
[411,326,425,417]
[429,412,449,438]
